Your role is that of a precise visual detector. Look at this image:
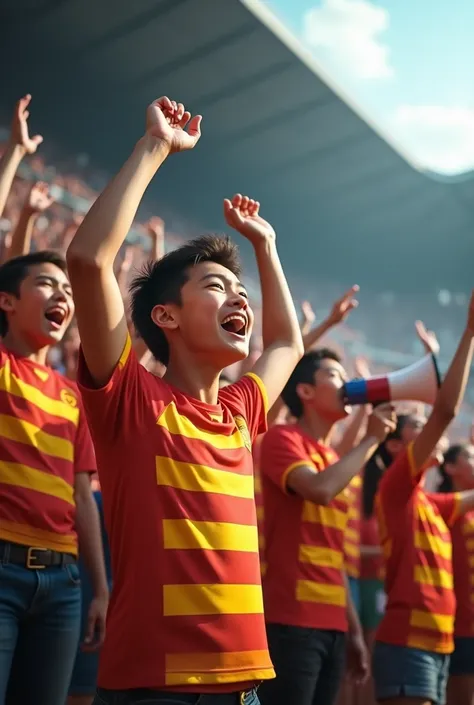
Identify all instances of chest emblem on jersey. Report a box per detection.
[234,415,251,452]
[60,388,78,407]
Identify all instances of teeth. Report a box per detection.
[221,314,246,326]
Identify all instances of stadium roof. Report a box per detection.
[1,0,473,295]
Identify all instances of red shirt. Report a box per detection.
[77,335,274,691]
[376,443,460,653]
[451,510,474,637]
[0,344,95,555]
[253,436,266,575]
[360,514,384,581]
[344,475,361,579]
[260,424,349,631]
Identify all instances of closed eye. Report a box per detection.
[239,290,248,299]
[206,282,225,291]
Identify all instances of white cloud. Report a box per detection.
[303,0,393,80]
[392,105,474,174]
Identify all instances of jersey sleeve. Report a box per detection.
[378,442,420,509]
[219,372,268,441]
[426,491,462,527]
[260,426,313,494]
[77,333,162,442]
[73,400,96,474]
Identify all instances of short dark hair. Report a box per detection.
[282,348,342,418]
[0,250,67,336]
[438,444,464,493]
[130,234,241,365]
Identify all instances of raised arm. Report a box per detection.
[302,286,359,351]
[0,95,43,219]
[412,292,474,470]
[66,97,201,387]
[223,195,304,408]
[3,181,54,261]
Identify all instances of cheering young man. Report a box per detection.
[66,96,303,705]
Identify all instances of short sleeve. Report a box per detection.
[77,333,162,442]
[378,443,419,508]
[74,409,96,474]
[426,491,462,527]
[260,426,313,494]
[219,372,268,441]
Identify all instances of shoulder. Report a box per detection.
[219,372,268,413]
[262,423,303,449]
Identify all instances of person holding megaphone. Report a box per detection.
[370,291,474,705]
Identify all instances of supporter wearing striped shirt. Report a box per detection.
[438,443,474,705]
[344,474,362,610]
[257,349,396,705]
[67,96,304,704]
[373,293,474,705]
[0,251,107,705]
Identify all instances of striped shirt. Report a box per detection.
[376,443,460,653]
[451,510,474,637]
[344,475,361,579]
[253,436,266,576]
[77,335,274,691]
[0,344,95,555]
[260,424,349,631]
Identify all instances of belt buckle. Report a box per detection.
[26,547,47,569]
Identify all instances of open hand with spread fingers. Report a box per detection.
[10,94,43,155]
[146,97,202,154]
[327,285,359,326]
[27,181,55,214]
[223,194,275,247]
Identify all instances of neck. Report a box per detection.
[164,351,221,405]
[297,408,335,446]
[2,331,50,366]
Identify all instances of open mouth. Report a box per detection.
[44,307,67,329]
[220,313,247,338]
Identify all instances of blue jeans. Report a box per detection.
[0,560,81,705]
[373,641,450,705]
[94,688,260,704]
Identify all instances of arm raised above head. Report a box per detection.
[66,97,202,388]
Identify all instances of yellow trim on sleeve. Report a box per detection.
[407,441,419,479]
[280,461,310,494]
[118,334,132,369]
[245,373,269,416]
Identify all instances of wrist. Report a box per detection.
[252,236,277,257]
[5,140,27,160]
[136,134,171,161]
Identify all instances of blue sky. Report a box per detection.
[262,0,474,176]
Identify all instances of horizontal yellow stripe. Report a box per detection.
[163,584,263,617]
[0,414,74,462]
[156,456,254,499]
[0,361,79,425]
[407,633,453,653]
[348,507,360,519]
[157,402,244,450]
[302,502,348,531]
[410,609,453,633]
[0,519,77,554]
[0,460,74,505]
[296,580,346,607]
[350,475,362,488]
[166,649,271,673]
[246,373,269,416]
[417,502,450,535]
[345,527,359,542]
[415,530,452,560]
[344,542,360,558]
[165,666,275,686]
[414,564,453,590]
[163,519,258,553]
[299,544,343,568]
[346,564,359,578]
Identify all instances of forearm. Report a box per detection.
[67,137,169,270]
[255,239,302,351]
[335,405,369,457]
[344,573,363,635]
[303,318,333,350]
[6,208,36,260]
[0,143,25,218]
[435,328,474,420]
[75,494,109,597]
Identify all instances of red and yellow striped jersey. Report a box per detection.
[0,344,95,555]
[376,443,460,653]
[77,336,274,691]
[260,424,349,631]
[344,475,361,579]
[451,509,474,637]
[252,436,266,576]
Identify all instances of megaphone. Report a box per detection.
[342,353,441,407]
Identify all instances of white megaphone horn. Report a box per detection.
[342,354,441,407]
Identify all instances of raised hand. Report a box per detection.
[366,403,397,443]
[223,194,275,247]
[327,285,359,326]
[354,355,371,379]
[146,216,165,241]
[415,320,440,356]
[301,301,316,327]
[27,181,55,213]
[146,97,202,154]
[10,95,43,155]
